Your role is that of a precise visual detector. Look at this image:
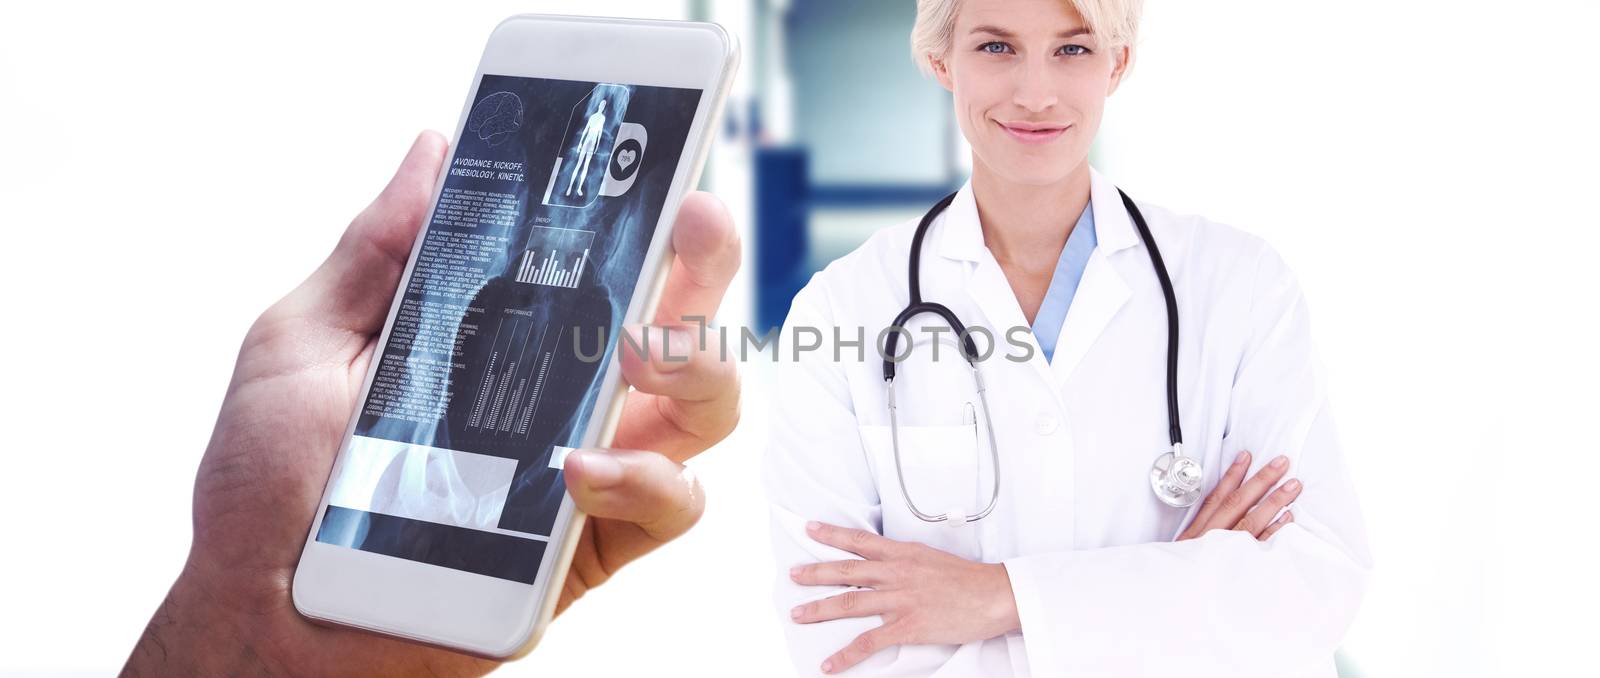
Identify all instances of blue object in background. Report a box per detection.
[749,0,964,332]
[755,147,810,332]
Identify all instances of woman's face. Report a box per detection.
[933,0,1129,187]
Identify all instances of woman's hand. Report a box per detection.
[1176,450,1301,541]
[789,521,1020,674]
[788,451,1300,674]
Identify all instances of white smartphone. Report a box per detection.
[292,14,737,659]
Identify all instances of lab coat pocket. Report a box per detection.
[858,423,987,559]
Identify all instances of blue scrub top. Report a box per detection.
[1032,203,1097,363]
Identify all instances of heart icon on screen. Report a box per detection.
[617,148,637,170]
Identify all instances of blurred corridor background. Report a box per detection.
[3,1,1596,675]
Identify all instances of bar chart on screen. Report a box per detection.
[467,317,562,439]
[515,225,596,289]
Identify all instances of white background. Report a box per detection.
[2,1,1596,676]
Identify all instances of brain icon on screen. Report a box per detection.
[467,91,524,146]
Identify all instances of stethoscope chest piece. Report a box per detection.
[1149,444,1203,508]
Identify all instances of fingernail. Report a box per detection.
[569,449,623,489]
[789,566,802,580]
[1285,479,1302,493]
[806,521,822,533]
[791,605,802,620]
[1270,455,1289,470]
[1233,451,1250,466]
[822,660,834,673]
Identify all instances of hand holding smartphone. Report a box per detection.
[114,17,742,678]
[121,15,740,675]
[286,15,738,659]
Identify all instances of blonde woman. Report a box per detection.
[765,0,1371,675]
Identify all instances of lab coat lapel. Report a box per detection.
[1048,169,1142,387]
[971,254,1057,387]
[935,184,1058,389]
[935,170,1144,389]
[1047,249,1130,385]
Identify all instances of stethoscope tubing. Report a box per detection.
[881,187,1186,521]
[1117,189,1183,448]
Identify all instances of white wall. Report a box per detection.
[1,1,1596,676]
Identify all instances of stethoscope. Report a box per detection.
[882,188,1201,526]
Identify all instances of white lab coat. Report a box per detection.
[764,168,1372,677]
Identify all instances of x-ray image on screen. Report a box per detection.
[544,84,630,208]
[313,74,702,584]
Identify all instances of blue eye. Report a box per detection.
[978,41,1013,55]
[1058,44,1091,56]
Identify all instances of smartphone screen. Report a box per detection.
[313,75,703,584]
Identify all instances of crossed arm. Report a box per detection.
[767,245,1371,676]
[789,449,1307,673]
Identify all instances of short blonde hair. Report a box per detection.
[910,0,1143,76]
